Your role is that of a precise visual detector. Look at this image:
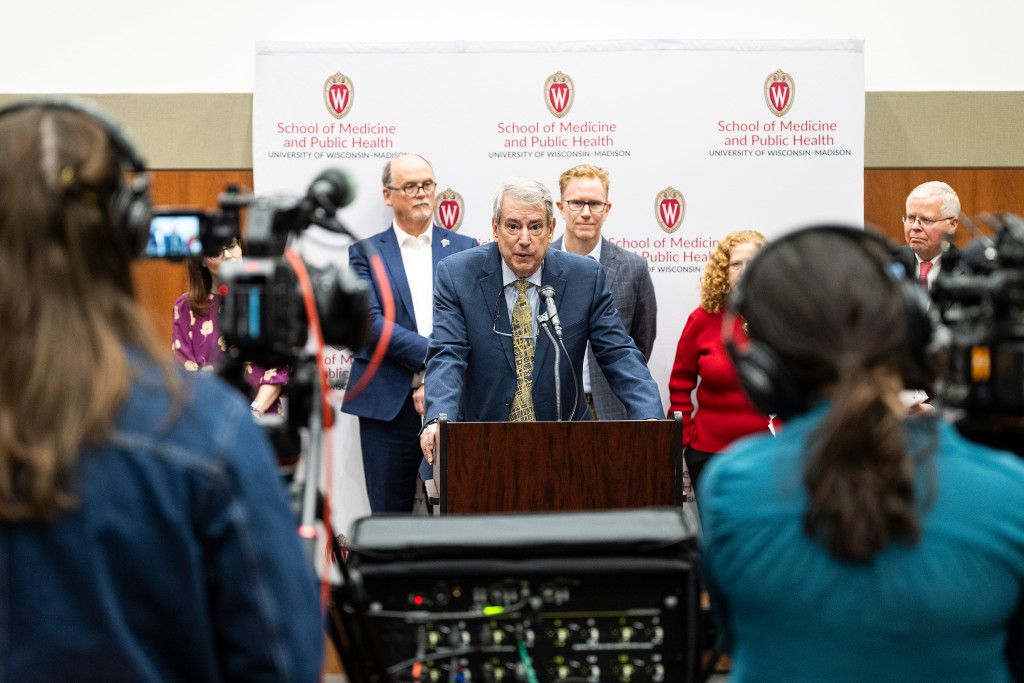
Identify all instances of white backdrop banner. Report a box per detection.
[254,39,865,529]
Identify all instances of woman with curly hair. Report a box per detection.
[667,230,775,487]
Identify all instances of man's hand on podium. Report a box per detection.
[420,421,439,465]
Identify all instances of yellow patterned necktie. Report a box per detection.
[508,279,536,422]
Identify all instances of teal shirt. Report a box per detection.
[699,402,1024,682]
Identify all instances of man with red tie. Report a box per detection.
[895,181,967,414]
[896,181,965,292]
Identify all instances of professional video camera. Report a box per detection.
[149,171,376,625]
[930,212,1024,456]
[148,169,370,463]
[149,169,368,364]
[216,170,369,370]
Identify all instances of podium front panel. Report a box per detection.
[438,419,681,514]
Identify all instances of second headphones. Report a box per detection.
[724,225,934,420]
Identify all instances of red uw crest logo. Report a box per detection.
[434,188,465,232]
[324,72,354,119]
[544,71,575,118]
[655,187,686,234]
[764,69,794,117]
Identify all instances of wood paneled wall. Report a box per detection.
[864,169,1024,247]
[134,168,1024,348]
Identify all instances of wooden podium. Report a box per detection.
[426,414,685,514]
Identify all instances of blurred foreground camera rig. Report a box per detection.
[149,169,369,463]
[931,212,1024,456]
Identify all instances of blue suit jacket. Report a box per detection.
[341,224,477,421]
[424,242,663,424]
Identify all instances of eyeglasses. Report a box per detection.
[565,199,607,214]
[388,180,436,197]
[902,215,953,227]
[500,222,547,237]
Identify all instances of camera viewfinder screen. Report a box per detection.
[147,214,203,259]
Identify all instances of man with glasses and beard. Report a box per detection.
[343,154,477,513]
[418,178,662,465]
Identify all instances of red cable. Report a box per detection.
[281,248,399,613]
[284,249,334,428]
[283,248,338,613]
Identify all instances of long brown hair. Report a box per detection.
[0,103,175,521]
[185,253,215,317]
[735,227,930,562]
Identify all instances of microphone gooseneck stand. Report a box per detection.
[537,313,561,421]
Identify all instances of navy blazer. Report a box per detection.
[342,224,477,422]
[424,242,663,424]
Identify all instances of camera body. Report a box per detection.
[931,213,1024,454]
[218,251,369,368]
[145,170,369,465]
[147,176,369,366]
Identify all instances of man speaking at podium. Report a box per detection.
[419,178,662,463]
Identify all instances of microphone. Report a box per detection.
[306,167,356,214]
[539,285,562,340]
[538,285,581,420]
[302,167,357,237]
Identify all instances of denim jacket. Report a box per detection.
[0,356,323,681]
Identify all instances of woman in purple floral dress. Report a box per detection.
[172,238,289,416]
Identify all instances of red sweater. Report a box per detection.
[667,307,775,453]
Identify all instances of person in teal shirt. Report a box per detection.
[700,226,1024,682]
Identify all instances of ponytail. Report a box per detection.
[803,361,922,562]
[732,227,937,563]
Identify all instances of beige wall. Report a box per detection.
[0,94,254,169]
[3,92,1023,169]
[867,92,1024,167]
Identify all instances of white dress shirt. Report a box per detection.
[393,223,432,387]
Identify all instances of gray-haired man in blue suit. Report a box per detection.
[419,178,662,463]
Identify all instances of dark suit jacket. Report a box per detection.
[551,236,657,420]
[341,224,477,422]
[894,243,967,315]
[894,243,965,278]
[424,242,663,424]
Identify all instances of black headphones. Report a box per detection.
[725,225,934,420]
[0,97,152,254]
